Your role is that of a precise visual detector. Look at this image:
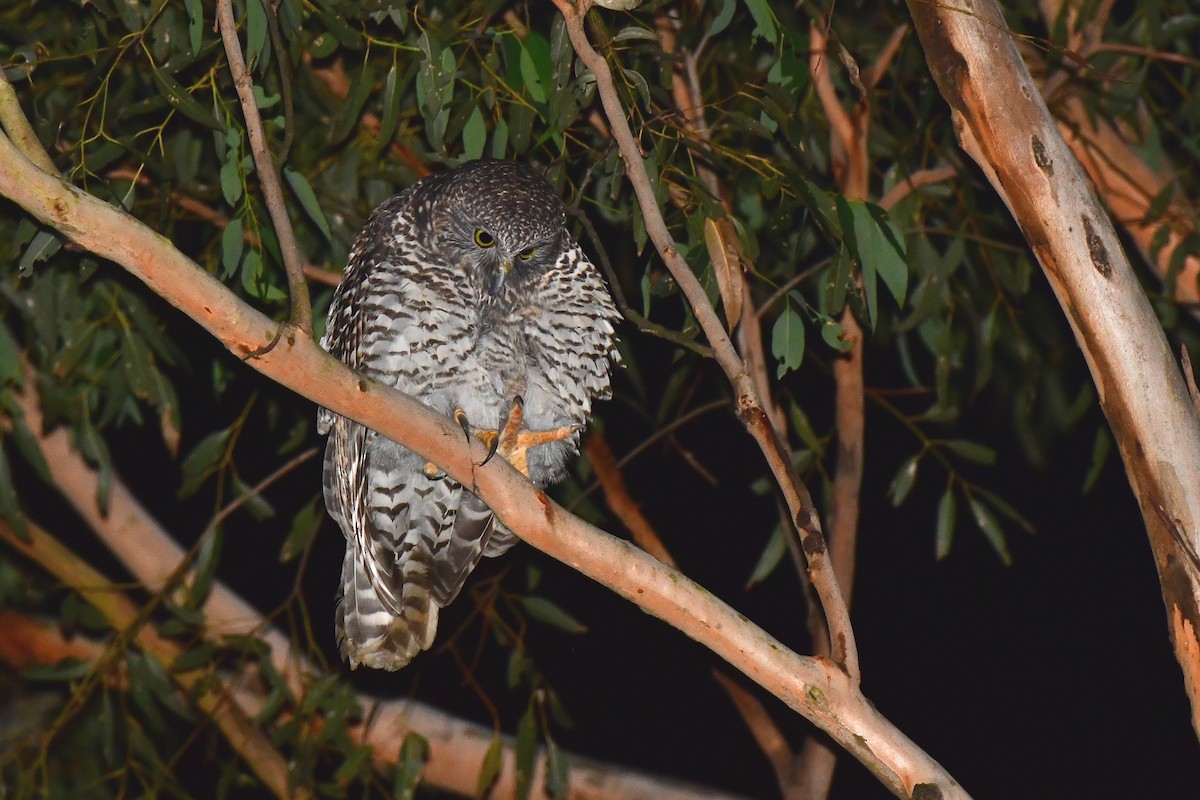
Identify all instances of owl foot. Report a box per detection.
[474,396,579,477]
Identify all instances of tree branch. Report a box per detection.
[551,0,860,686]
[713,671,802,800]
[582,432,678,568]
[0,73,966,798]
[216,0,312,334]
[907,0,1200,740]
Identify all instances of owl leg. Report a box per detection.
[477,396,580,477]
[422,408,490,479]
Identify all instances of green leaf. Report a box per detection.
[120,327,163,405]
[491,118,509,159]
[820,318,850,352]
[520,42,546,103]
[746,524,786,588]
[151,65,224,130]
[394,733,429,800]
[331,61,376,146]
[825,246,851,313]
[280,496,321,562]
[771,306,805,378]
[0,448,26,536]
[462,105,486,160]
[220,158,243,206]
[334,745,374,784]
[968,496,1011,565]
[22,659,92,682]
[743,0,777,44]
[188,528,223,608]
[170,642,215,673]
[861,204,909,307]
[379,60,401,150]
[520,596,587,634]
[545,734,569,799]
[18,229,62,275]
[185,0,202,56]
[612,26,658,43]
[283,167,332,243]
[506,646,529,689]
[127,651,193,725]
[246,0,268,68]
[621,68,651,111]
[221,217,244,278]
[178,429,231,498]
[8,415,52,484]
[935,487,956,559]
[887,454,920,507]
[0,323,20,383]
[974,487,1035,534]
[231,474,275,520]
[476,737,503,798]
[710,0,736,37]
[515,703,537,800]
[944,439,997,466]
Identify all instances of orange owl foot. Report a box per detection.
[473,396,579,477]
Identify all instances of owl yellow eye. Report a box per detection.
[474,229,495,248]
[518,246,537,261]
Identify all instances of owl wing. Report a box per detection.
[320,192,458,670]
[428,489,499,606]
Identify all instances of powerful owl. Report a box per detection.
[317,160,620,671]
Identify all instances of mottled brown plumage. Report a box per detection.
[318,160,619,670]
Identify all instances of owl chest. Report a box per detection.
[364,297,570,431]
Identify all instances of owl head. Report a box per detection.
[423,160,567,296]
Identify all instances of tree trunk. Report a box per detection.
[907,0,1200,739]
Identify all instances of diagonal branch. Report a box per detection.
[550,0,859,685]
[582,432,678,568]
[216,0,312,334]
[0,72,965,797]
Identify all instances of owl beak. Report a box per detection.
[486,260,511,295]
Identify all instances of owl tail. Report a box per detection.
[335,544,439,671]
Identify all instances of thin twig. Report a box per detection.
[552,0,859,683]
[201,446,319,537]
[216,0,312,333]
[571,398,729,507]
[262,0,295,161]
[862,25,911,90]
[713,671,802,800]
[876,165,958,211]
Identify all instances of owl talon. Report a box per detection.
[480,432,502,466]
[453,408,472,442]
